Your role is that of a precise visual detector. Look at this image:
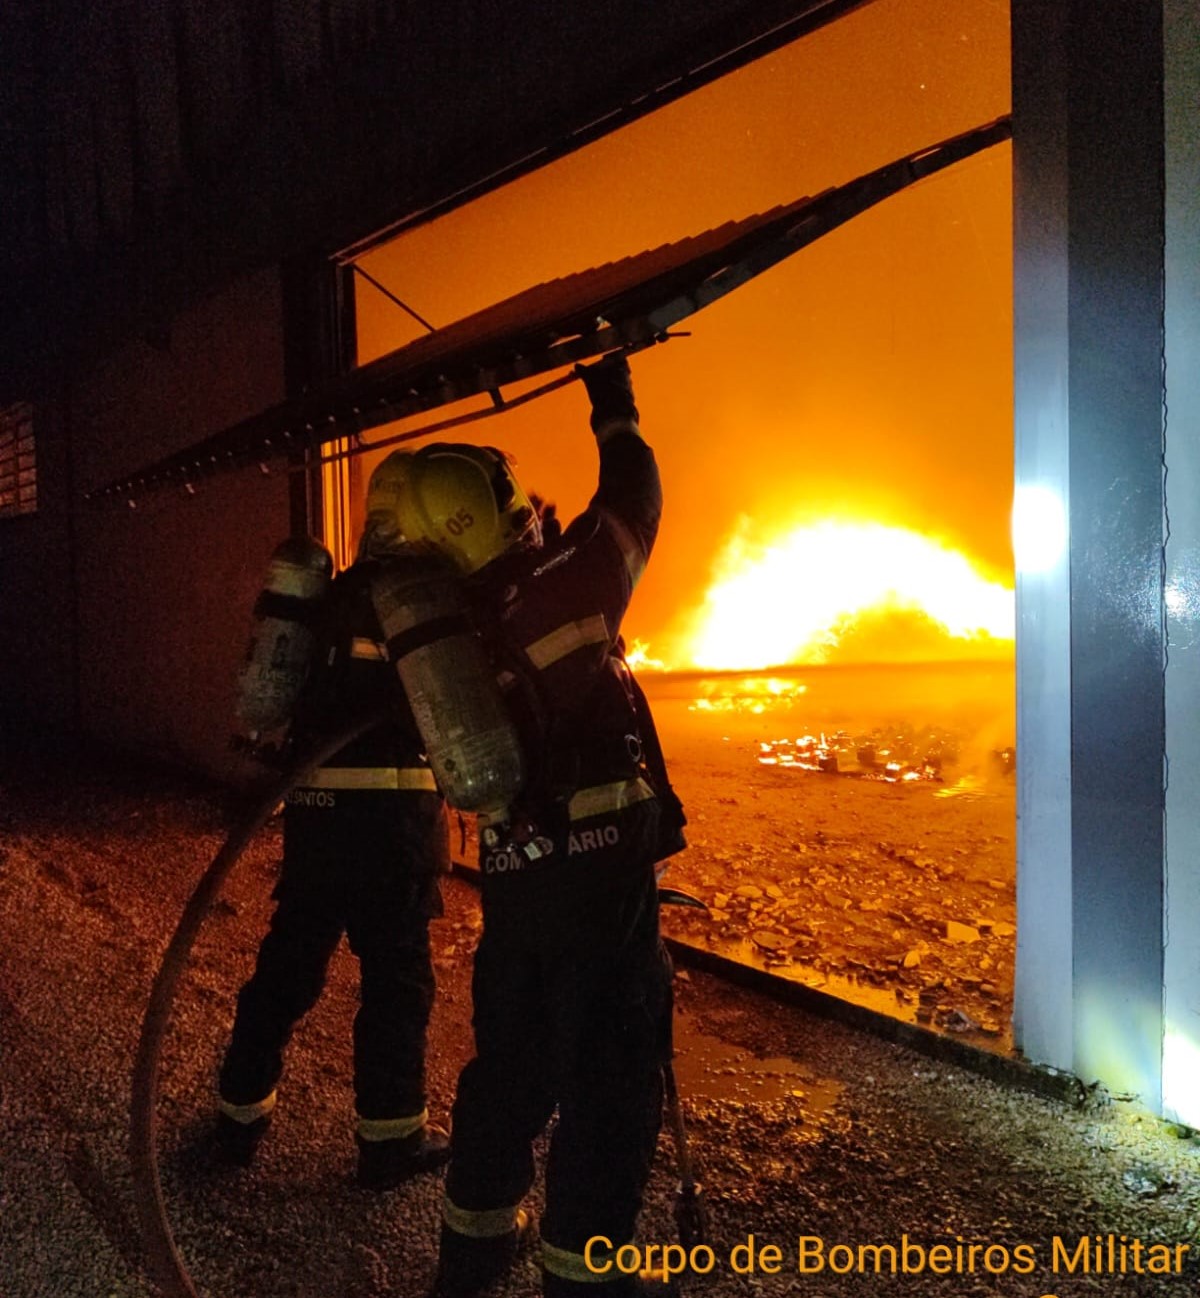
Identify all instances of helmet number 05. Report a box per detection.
[445,507,474,537]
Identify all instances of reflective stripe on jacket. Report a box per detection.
[299,766,438,792]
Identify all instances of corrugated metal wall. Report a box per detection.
[0,0,869,393]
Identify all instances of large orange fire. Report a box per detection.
[634,518,1014,672]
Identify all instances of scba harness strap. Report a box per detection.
[480,657,684,869]
[619,661,687,862]
[480,774,657,863]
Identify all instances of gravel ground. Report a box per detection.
[1,730,1198,1298]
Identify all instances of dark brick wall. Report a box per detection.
[0,265,291,780]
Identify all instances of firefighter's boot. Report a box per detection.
[214,1111,272,1168]
[214,1090,277,1167]
[357,1122,451,1189]
[432,1211,532,1298]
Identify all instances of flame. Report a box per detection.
[688,676,807,714]
[684,518,1013,671]
[625,638,667,672]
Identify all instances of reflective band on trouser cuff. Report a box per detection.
[300,766,438,791]
[543,1240,628,1283]
[350,636,387,660]
[443,1194,524,1239]
[525,614,609,670]
[357,1108,427,1142]
[597,506,647,587]
[218,1090,277,1125]
[568,777,655,822]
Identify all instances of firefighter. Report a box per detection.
[215,522,452,1189]
[371,354,683,1298]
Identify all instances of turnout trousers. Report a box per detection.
[444,799,673,1282]
[219,788,446,1123]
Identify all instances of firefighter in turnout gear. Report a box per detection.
[374,355,683,1298]
[216,537,452,1189]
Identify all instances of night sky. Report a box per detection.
[355,0,1012,666]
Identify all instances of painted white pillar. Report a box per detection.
[1013,1,1169,1112]
[1011,0,1073,1072]
[1162,0,1200,1130]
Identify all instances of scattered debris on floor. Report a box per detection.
[657,703,1016,1048]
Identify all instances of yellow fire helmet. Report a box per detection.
[360,443,541,573]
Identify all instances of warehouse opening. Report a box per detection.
[333,0,1015,1044]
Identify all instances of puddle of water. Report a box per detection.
[679,933,1015,1056]
[671,1009,843,1114]
[716,935,920,1022]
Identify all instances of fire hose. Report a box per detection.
[129,716,377,1298]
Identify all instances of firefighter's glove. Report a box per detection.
[575,355,639,436]
[530,494,562,543]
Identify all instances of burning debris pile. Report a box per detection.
[754,724,968,783]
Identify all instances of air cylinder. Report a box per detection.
[235,536,334,733]
[371,553,524,814]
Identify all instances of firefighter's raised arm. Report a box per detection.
[576,353,640,444]
[575,354,662,586]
